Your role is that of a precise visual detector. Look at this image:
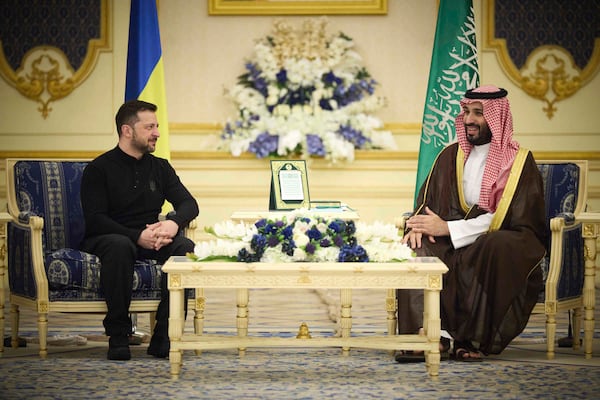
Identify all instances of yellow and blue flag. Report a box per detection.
[414,0,479,205]
[125,0,170,161]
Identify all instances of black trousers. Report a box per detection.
[80,233,194,337]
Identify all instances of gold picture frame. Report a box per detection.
[208,0,388,15]
[269,160,311,210]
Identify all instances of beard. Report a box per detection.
[131,130,156,153]
[465,124,492,146]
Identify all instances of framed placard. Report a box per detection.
[269,160,310,210]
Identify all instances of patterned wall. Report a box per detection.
[0,0,108,118]
[494,0,599,70]
[486,0,600,118]
[0,0,102,71]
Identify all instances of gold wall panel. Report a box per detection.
[0,0,111,118]
[208,0,388,15]
[483,0,600,119]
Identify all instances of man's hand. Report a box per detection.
[402,230,428,249]
[138,220,179,250]
[402,207,449,249]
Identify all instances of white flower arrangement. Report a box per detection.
[189,210,414,264]
[220,18,397,163]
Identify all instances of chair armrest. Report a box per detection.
[555,212,575,225]
[7,215,51,302]
[545,215,584,301]
[27,216,51,292]
[549,213,580,232]
[17,210,39,224]
[394,212,413,231]
[183,217,199,243]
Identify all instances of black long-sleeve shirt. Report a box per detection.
[81,146,199,244]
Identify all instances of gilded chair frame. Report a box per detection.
[5,158,202,357]
[532,159,588,359]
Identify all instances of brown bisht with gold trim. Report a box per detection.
[398,143,546,355]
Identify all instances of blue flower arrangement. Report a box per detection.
[236,216,368,263]
[190,211,414,264]
[219,18,396,163]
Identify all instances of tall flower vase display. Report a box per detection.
[219,18,397,164]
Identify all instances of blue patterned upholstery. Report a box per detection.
[7,160,163,302]
[537,162,584,301]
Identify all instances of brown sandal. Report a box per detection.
[395,337,450,363]
[451,341,483,362]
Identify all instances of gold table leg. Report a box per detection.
[168,276,185,378]
[582,221,598,359]
[236,288,249,355]
[0,219,7,355]
[340,288,352,354]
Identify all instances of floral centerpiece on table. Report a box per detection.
[189,210,414,263]
[219,18,397,163]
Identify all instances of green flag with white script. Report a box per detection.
[414,0,480,205]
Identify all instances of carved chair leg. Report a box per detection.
[149,311,157,333]
[10,303,19,348]
[546,312,557,359]
[129,313,145,345]
[572,307,582,350]
[38,311,48,358]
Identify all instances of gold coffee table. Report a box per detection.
[163,256,447,378]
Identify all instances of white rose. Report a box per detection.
[293,232,310,248]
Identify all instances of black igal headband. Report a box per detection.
[464,88,508,99]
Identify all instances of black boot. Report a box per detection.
[107,335,131,360]
[147,320,169,358]
[147,334,170,358]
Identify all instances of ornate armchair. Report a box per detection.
[533,160,588,359]
[395,160,590,358]
[5,159,200,358]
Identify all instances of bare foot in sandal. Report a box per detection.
[395,337,451,363]
[451,340,483,362]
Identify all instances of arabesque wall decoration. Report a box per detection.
[0,0,110,118]
[484,0,600,119]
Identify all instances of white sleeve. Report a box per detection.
[447,212,494,249]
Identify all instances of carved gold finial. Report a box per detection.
[296,322,312,339]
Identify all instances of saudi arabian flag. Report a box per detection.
[414,0,479,204]
[125,0,170,161]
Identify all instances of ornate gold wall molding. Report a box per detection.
[169,122,422,135]
[0,0,111,118]
[208,0,388,15]
[2,150,600,162]
[483,0,600,119]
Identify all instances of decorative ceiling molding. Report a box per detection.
[483,0,600,119]
[0,0,111,118]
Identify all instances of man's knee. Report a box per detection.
[103,234,137,257]
[84,234,137,265]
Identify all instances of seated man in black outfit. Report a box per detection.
[80,100,199,360]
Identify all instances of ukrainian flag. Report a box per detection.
[125,0,170,161]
